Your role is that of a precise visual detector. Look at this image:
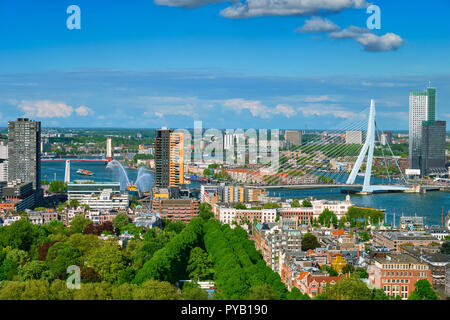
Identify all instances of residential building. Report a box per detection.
[154,128,184,188]
[8,118,41,191]
[0,180,35,212]
[76,189,129,211]
[278,207,314,223]
[400,245,450,289]
[214,204,277,225]
[373,231,439,252]
[254,220,303,272]
[368,252,432,299]
[311,195,353,219]
[152,199,199,222]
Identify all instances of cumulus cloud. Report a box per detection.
[295,16,340,33]
[223,98,296,118]
[329,26,404,52]
[75,106,93,116]
[298,104,357,119]
[220,0,368,19]
[17,100,92,118]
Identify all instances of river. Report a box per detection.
[42,161,450,227]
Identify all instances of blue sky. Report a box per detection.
[0,0,449,129]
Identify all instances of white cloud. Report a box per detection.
[223,98,296,118]
[356,32,404,52]
[220,0,368,19]
[329,26,404,52]
[295,16,340,33]
[18,100,74,118]
[16,100,91,118]
[75,106,93,116]
[298,104,357,119]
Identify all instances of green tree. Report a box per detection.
[87,244,127,283]
[187,247,214,282]
[0,220,47,251]
[318,209,338,227]
[440,241,450,254]
[182,285,209,300]
[49,180,67,193]
[263,202,279,209]
[246,284,280,300]
[18,261,51,281]
[203,168,211,176]
[5,249,29,266]
[408,279,440,300]
[69,215,91,234]
[341,264,355,274]
[133,280,181,300]
[234,203,247,210]
[359,231,371,242]
[291,199,300,208]
[286,287,311,300]
[69,199,81,208]
[354,267,369,279]
[199,203,214,221]
[46,242,81,278]
[112,213,130,231]
[301,233,320,251]
[371,288,389,300]
[322,275,372,300]
[301,200,312,207]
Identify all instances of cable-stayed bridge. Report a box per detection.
[262,99,412,194]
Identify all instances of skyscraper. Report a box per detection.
[8,118,41,191]
[409,87,436,170]
[420,120,446,176]
[155,128,184,188]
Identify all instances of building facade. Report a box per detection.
[368,253,433,299]
[152,199,199,222]
[420,120,447,176]
[409,87,436,171]
[8,118,41,191]
[155,128,184,188]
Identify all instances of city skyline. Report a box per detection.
[0,1,449,129]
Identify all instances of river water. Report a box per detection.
[42,161,450,227]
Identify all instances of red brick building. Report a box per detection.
[152,199,200,222]
[368,253,432,299]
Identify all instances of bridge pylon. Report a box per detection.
[346,99,376,192]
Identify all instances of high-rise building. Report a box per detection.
[0,141,7,182]
[420,120,446,176]
[284,130,302,146]
[409,87,436,170]
[155,128,184,188]
[8,118,41,191]
[380,132,392,146]
[106,137,112,162]
[345,131,363,145]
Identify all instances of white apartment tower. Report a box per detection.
[409,87,436,170]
